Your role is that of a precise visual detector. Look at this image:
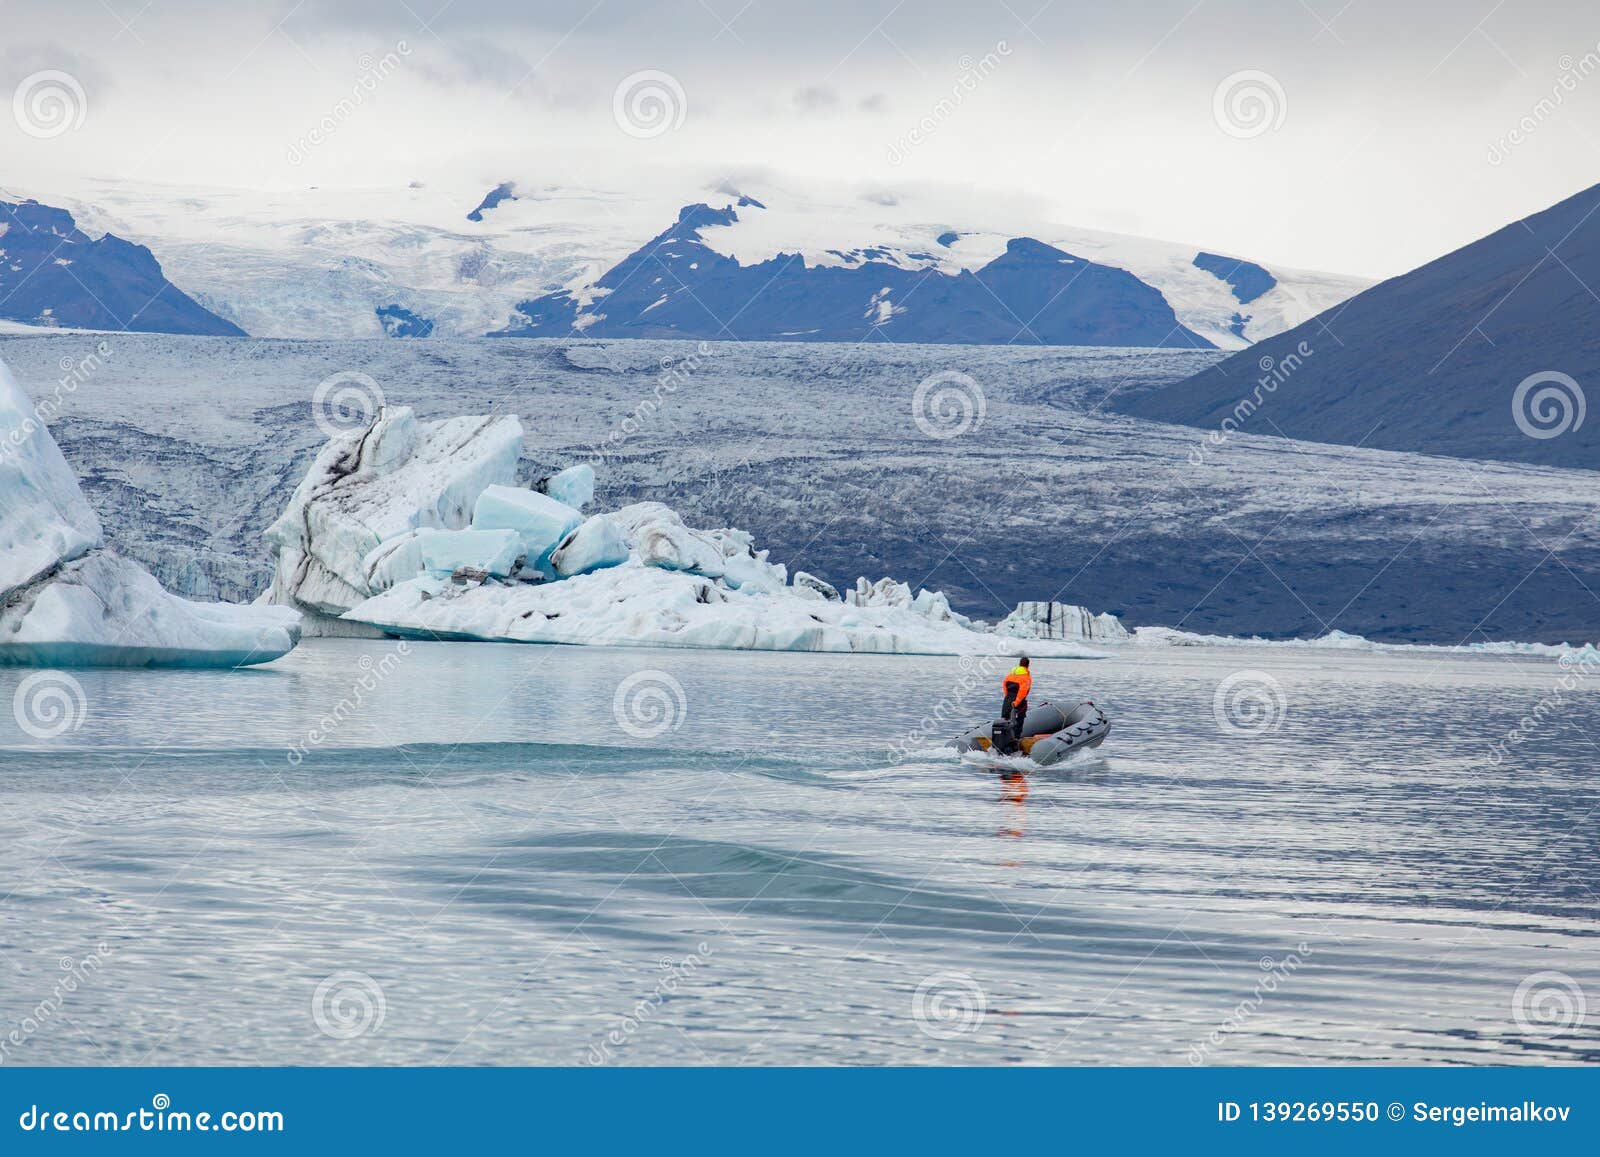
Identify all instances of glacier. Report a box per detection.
[264,407,1122,655]
[0,357,299,667]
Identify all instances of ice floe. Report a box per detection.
[1131,625,1597,659]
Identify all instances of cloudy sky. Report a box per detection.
[3,0,1598,276]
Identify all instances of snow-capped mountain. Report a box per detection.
[495,200,1214,347]
[0,197,242,336]
[498,193,1367,349]
[20,177,1368,346]
[1128,181,1600,468]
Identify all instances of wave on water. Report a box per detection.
[0,739,842,785]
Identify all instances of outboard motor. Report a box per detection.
[991,720,1018,755]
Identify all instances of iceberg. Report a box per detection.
[344,561,1099,655]
[996,600,1130,643]
[263,406,523,629]
[1,552,300,668]
[259,412,1126,656]
[264,406,1119,656]
[0,360,102,598]
[0,357,299,667]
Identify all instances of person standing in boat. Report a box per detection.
[1000,658,1031,748]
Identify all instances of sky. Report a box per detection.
[2,0,1599,277]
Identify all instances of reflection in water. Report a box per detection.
[999,770,1028,844]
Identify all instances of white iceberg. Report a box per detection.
[996,600,1130,643]
[345,561,1098,655]
[264,406,1117,656]
[1,552,301,668]
[0,357,299,668]
[263,406,523,629]
[1,360,102,598]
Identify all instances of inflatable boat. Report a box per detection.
[950,700,1111,766]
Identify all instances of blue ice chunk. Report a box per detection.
[471,485,582,573]
[416,527,522,577]
[544,463,596,510]
[551,515,630,577]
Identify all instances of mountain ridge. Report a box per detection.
[1123,181,1600,469]
[0,198,245,337]
[493,200,1213,347]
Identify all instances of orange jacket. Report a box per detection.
[1002,666,1031,703]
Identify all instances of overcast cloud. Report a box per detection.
[3,0,1598,276]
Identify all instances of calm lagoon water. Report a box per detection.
[1,639,1596,1065]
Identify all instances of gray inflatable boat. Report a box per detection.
[949,699,1111,766]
